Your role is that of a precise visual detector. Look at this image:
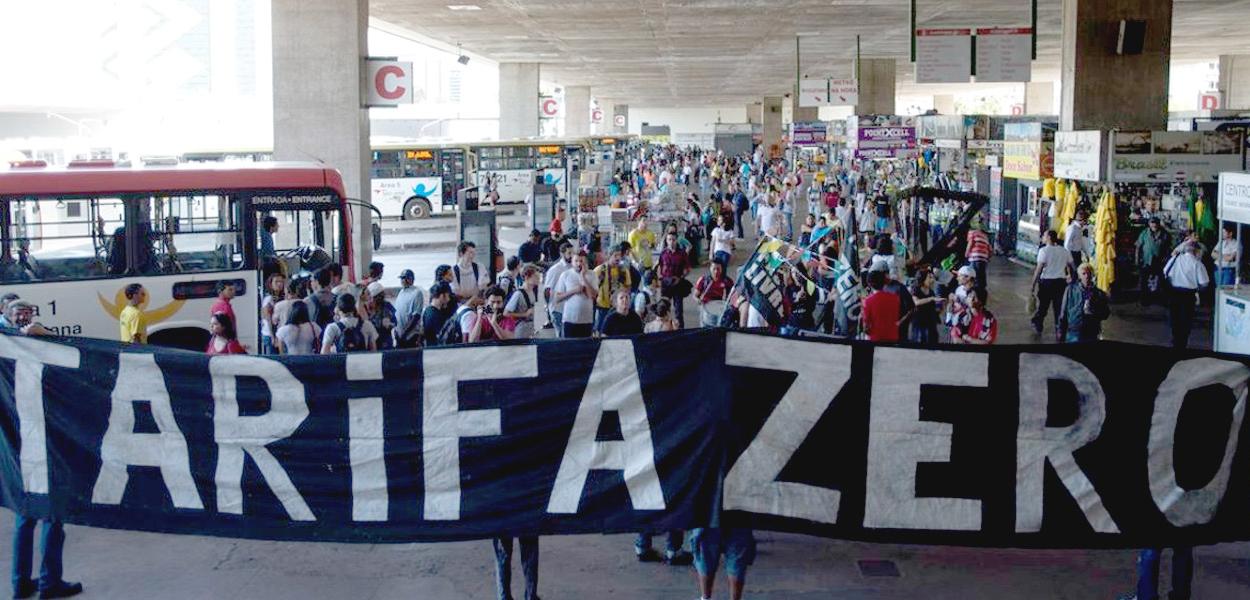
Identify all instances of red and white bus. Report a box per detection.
[0,161,357,351]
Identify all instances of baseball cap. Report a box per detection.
[398,269,415,280]
[957,265,977,278]
[366,281,386,298]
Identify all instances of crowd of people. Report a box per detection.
[2,144,1241,600]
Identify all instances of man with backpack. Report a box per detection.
[451,241,489,302]
[421,283,455,347]
[306,268,339,330]
[319,294,378,354]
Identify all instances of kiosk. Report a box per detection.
[456,186,498,279]
[1215,171,1250,355]
[529,182,557,234]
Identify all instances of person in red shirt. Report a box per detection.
[950,288,998,344]
[210,281,237,324]
[694,259,733,327]
[860,270,900,342]
[206,312,247,355]
[965,225,992,290]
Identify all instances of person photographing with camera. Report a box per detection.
[466,286,514,343]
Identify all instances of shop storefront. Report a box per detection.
[1002,121,1056,262]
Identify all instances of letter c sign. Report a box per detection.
[365,59,414,106]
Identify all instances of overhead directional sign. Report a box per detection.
[975,27,1033,83]
[799,79,858,107]
[915,28,972,84]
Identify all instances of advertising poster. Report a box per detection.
[855,126,917,160]
[1112,130,1245,182]
[791,121,828,146]
[1003,141,1041,180]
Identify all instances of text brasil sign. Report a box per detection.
[2,331,1248,548]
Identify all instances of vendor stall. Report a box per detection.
[1002,121,1056,263]
[1214,171,1250,355]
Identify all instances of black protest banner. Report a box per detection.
[1,330,1249,549]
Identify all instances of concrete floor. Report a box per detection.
[1,255,1237,599]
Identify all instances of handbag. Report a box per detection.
[1025,284,1038,316]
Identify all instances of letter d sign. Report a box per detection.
[365,59,414,107]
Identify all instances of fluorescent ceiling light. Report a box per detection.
[447,4,482,10]
[796,31,822,36]
[504,35,530,39]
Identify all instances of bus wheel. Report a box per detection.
[403,197,432,220]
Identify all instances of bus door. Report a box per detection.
[250,191,345,299]
[440,149,467,211]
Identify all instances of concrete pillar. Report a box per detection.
[612,104,629,134]
[791,95,819,123]
[1060,0,1172,131]
[591,97,612,135]
[1219,54,1250,109]
[933,95,956,115]
[564,85,591,137]
[272,0,371,276]
[1025,82,1056,115]
[746,103,762,125]
[762,96,784,157]
[854,58,896,115]
[499,63,540,139]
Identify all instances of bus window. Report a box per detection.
[266,209,342,271]
[145,195,244,274]
[371,150,403,179]
[402,155,439,178]
[3,196,123,282]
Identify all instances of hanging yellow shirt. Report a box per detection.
[119,305,147,343]
[628,228,657,268]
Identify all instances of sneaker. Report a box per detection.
[12,579,36,600]
[636,547,662,563]
[1031,322,1043,335]
[37,582,81,600]
[664,550,694,566]
[542,321,554,329]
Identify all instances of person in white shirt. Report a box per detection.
[554,252,598,338]
[1031,230,1075,338]
[1213,224,1241,286]
[756,195,782,239]
[450,241,490,301]
[542,241,575,333]
[709,215,736,267]
[1064,210,1091,272]
[1164,241,1210,349]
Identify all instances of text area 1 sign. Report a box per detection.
[365,59,414,107]
[975,27,1032,83]
[915,29,972,84]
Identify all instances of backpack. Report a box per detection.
[436,306,471,346]
[332,320,368,353]
[308,290,337,328]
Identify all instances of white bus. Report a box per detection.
[368,143,473,219]
[470,139,588,205]
[0,161,359,350]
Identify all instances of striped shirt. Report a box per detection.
[966,230,992,262]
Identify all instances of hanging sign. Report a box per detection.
[1111,131,1245,183]
[800,79,859,107]
[974,27,1033,83]
[915,28,972,84]
[1219,171,1250,226]
[1054,131,1105,182]
[540,96,562,119]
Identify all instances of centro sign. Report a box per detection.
[365,58,414,106]
[1220,172,1250,226]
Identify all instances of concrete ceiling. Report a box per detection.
[372,0,1250,106]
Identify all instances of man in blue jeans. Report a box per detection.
[12,516,81,599]
[1119,546,1193,600]
[690,527,755,600]
[492,536,539,600]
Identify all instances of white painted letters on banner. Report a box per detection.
[723,334,848,524]
[347,354,388,522]
[1015,354,1117,533]
[548,340,664,513]
[0,335,80,495]
[865,348,985,531]
[212,356,315,521]
[1148,358,1249,526]
[93,354,202,509]
[423,346,539,520]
